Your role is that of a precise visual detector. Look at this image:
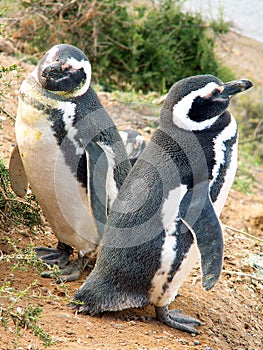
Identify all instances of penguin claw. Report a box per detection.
[41,256,90,283]
[155,306,201,334]
[56,256,90,283]
[168,309,201,326]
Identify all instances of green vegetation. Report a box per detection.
[2,0,232,92]
[229,94,263,194]
[0,282,52,347]
[0,159,41,229]
[0,238,70,347]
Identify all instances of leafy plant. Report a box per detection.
[0,159,41,229]
[234,161,256,194]
[3,0,233,92]
[0,64,21,120]
[0,238,71,347]
[0,281,52,347]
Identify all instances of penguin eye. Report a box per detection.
[212,88,221,97]
[202,86,223,99]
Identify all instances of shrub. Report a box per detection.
[0,159,41,229]
[4,0,231,91]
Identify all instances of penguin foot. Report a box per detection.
[155,306,201,334]
[41,256,90,283]
[35,241,73,267]
[56,256,90,283]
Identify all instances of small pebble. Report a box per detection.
[113,323,124,329]
[57,313,70,319]
[86,334,94,339]
[194,340,200,345]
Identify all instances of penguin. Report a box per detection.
[10,44,140,282]
[119,129,146,166]
[71,75,253,333]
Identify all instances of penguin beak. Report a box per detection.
[42,62,65,80]
[221,79,253,98]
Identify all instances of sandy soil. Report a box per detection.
[0,31,263,350]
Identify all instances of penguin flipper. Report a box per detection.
[9,145,28,197]
[84,140,108,237]
[180,182,223,291]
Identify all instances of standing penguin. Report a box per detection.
[71,75,253,333]
[10,44,135,282]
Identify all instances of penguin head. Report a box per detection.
[36,44,91,96]
[163,74,253,131]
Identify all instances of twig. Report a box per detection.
[224,224,263,243]
[0,106,15,122]
[239,136,263,145]
[193,270,263,284]
[222,270,263,282]
[105,35,130,51]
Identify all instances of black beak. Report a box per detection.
[221,79,253,98]
[42,62,65,80]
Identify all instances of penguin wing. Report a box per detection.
[83,140,108,237]
[9,145,28,197]
[179,181,223,291]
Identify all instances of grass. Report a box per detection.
[0,282,52,347]
[0,64,22,120]
[234,166,255,194]
[0,159,41,230]
[0,237,71,347]
[230,92,263,194]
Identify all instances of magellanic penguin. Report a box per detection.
[119,129,146,166]
[10,44,137,282]
[71,75,253,333]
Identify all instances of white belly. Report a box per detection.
[15,98,99,253]
[212,141,238,216]
[150,131,237,305]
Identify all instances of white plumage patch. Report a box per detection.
[118,131,128,143]
[57,101,83,155]
[161,185,187,231]
[173,82,220,131]
[211,114,238,215]
[45,46,60,63]
[155,243,199,306]
[97,142,119,208]
[65,58,92,97]
[150,185,188,305]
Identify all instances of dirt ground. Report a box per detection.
[0,31,263,350]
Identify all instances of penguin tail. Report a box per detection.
[69,268,149,315]
[69,272,111,315]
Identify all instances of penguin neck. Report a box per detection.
[160,110,232,137]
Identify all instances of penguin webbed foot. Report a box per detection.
[41,255,90,283]
[56,256,90,283]
[35,241,73,267]
[155,306,201,334]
